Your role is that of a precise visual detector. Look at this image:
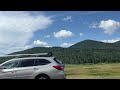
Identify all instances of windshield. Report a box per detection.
[0,60,19,69]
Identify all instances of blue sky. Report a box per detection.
[0,11,120,55]
[30,11,120,46]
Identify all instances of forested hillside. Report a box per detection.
[1,40,120,64]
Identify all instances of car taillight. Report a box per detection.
[53,66,63,70]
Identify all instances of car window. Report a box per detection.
[19,59,35,67]
[54,58,61,64]
[35,59,51,66]
[0,60,19,69]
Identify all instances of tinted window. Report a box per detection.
[35,59,51,66]
[19,59,35,67]
[54,58,61,64]
[0,60,19,69]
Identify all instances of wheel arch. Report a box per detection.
[35,73,50,79]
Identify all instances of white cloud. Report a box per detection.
[54,30,74,38]
[99,19,120,35]
[33,40,48,46]
[79,33,84,36]
[0,11,53,55]
[89,22,98,28]
[101,39,120,43]
[33,40,50,47]
[62,16,72,22]
[44,35,50,38]
[60,43,73,47]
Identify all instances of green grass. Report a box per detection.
[65,63,120,79]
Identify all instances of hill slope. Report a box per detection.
[69,39,120,49]
[1,40,120,64]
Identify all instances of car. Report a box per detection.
[0,53,66,79]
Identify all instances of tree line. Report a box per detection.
[1,40,120,64]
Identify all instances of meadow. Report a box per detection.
[65,63,120,79]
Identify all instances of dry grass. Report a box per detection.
[65,63,120,79]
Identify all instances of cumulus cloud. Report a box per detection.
[44,35,50,38]
[101,39,120,43]
[99,19,120,35]
[79,33,84,36]
[60,43,73,47]
[62,16,72,22]
[89,22,98,28]
[0,11,53,55]
[33,40,50,47]
[53,30,74,38]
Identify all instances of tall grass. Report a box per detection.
[65,63,120,79]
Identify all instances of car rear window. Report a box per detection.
[35,59,51,66]
[54,58,61,64]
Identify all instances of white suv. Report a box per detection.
[0,53,66,79]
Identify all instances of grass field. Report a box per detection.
[65,63,120,79]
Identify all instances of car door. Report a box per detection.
[0,60,19,79]
[16,59,35,79]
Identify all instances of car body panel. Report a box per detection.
[0,68,17,79]
[0,56,66,79]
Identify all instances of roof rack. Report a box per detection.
[0,52,53,58]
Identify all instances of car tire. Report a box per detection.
[35,74,50,79]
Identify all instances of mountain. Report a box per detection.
[1,39,120,64]
[69,39,120,49]
[11,40,120,54]
[10,47,64,54]
[114,41,120,46]
[69,40,105,48]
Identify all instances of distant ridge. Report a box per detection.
[69,39,120,49]
[1,39,120,64]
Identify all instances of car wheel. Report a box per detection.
[35,74,50,79]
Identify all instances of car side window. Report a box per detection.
[0,60,19,69]
[19,59,35,67]
[35,59,51,66]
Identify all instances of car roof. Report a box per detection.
[10,56,55,61]
[0,53,54,62]
[0,53,53,58]
[0,56,56,66]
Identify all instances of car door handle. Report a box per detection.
[34,68,38,70]
[11,71,15,73]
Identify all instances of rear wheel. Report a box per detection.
[35,74,50,79]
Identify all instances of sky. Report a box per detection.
[0,11,120,55]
